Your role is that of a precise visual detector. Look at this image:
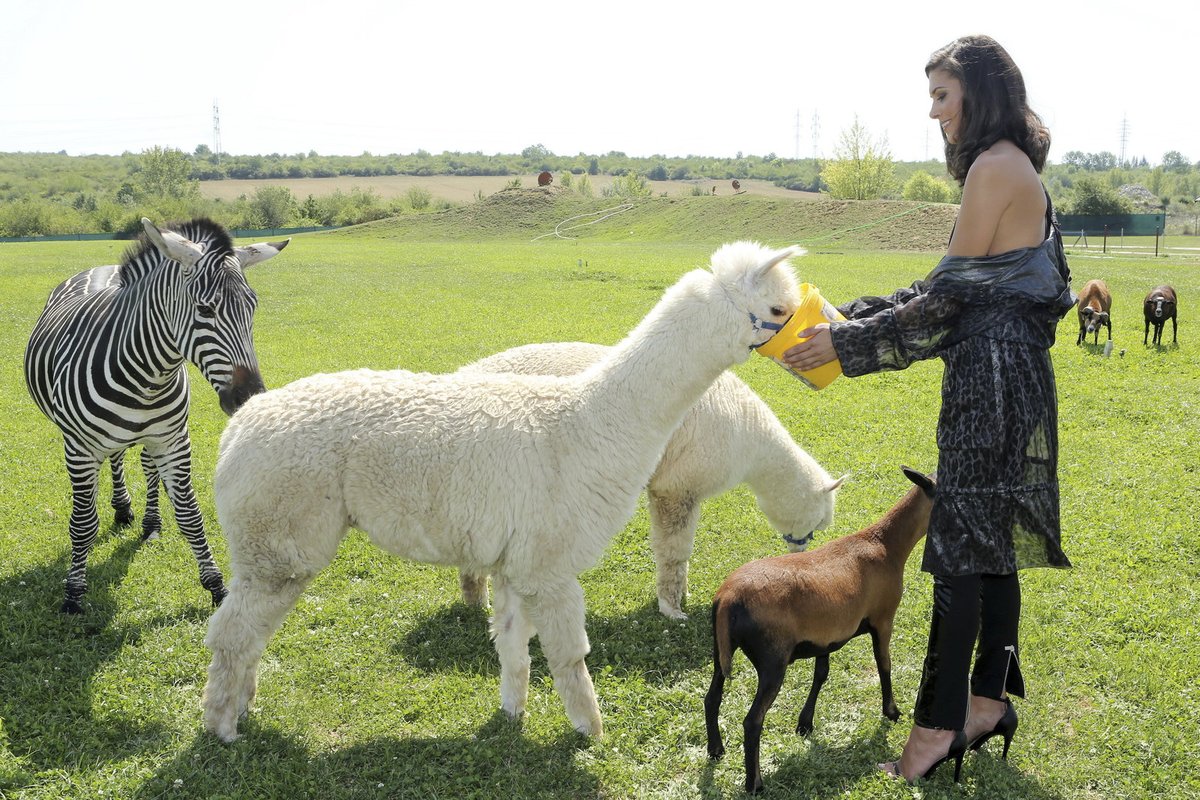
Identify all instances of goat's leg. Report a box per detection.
[648,490,700,619]
[743,662,786,794]
[146,436,225,606]
[108,450,135,527]
[140,449,162,540]
[796,655,828,735]
[61,442,102,613]
[1144,320,1151,345]
[522,578,602,736]
[490,575,535,722]
[704,657,727,758]
[870,623,901,721]
[203,569,315,742]
[1171,316,1177,344]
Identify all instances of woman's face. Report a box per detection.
[928,67,964,144]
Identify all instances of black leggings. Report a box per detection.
[914,572,1025,730]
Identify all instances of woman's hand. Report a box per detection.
[782,324,836,370]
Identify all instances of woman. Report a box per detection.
[784,34,1074,783]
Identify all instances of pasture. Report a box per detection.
[0,205,1197,798]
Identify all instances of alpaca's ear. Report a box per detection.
[753,245,805,282]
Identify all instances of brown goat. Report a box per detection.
[1077,279,1113,345]
[704,466,935,794]
[1143,285,1178,345]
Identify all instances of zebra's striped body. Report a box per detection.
[24,217,288,613]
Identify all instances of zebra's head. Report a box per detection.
[142,218,289,416]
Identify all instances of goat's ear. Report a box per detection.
[1099,311,1110,323]
[901,465,936,497]
[753,245,805,282]
[1080,307,1094,318]
[825,473,849,493]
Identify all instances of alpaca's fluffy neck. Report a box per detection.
[575,269,745,473]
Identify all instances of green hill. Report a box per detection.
[337,187,959,251]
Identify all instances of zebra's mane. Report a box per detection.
[117,218,235,287]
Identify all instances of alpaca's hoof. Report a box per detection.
[572,715,603,737]
[60,598,84,614]
[657,601,687,621]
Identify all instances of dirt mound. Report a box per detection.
[347,189,960,251]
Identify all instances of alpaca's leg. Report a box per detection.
[203,570,315,742]
[108,450,135,528]
[522,578,602,736]
[490,575,535,720]
[648,491,700,619]
[140,449,162,540]
[460,569,489,607]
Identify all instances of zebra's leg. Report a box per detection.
[149,436,226,607]
[62,442,103,614]
[109,449,135,528]
[140,449,162,541]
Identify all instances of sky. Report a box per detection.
[1,0,1194,166]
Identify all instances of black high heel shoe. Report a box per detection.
[881,729,968,783]
[969,698,1018,759]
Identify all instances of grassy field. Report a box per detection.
[1,196,1197,799]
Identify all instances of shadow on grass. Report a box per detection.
[393,598,712,683]
[0,523,214,794]
[131,711,601,800]
[700,719,1065,799]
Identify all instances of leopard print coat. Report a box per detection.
[830,222,1075,576]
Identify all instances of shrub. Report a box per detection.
[406,186,432,211]
[902,171,956,203]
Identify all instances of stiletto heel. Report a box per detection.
[881,729,968,784]
[922,729,968,782]
[969,698,1018,759]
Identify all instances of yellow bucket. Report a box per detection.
[755,283,846,390]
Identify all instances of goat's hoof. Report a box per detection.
[746,778,764,794]
[796,718,814,736]
[884,707,901,722]
[707,743,725,760]
[60,598,84,614]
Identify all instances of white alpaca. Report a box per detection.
[202,241,803,741]
[458,342,843,619]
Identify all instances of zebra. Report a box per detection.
[24,217,289,613]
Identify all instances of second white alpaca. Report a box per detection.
[202,241,803,741]
[458,342,843,619]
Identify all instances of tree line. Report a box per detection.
[2,140,1197,238]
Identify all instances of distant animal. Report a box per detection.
[201,241,805,742]
[1143,285,1178,345]
[458,341,844,619]
[24,217,288,613]
[1076,279,1112,345]
[538,171,552,186]
[705,466,936,794]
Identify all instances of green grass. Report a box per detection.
[1,198,1198,799]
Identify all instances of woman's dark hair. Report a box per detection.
[926,34,1050,185]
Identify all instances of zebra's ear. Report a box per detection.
[142,218,205,273]
[234,238,290,269]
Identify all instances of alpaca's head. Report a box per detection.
[709,241,804,349]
